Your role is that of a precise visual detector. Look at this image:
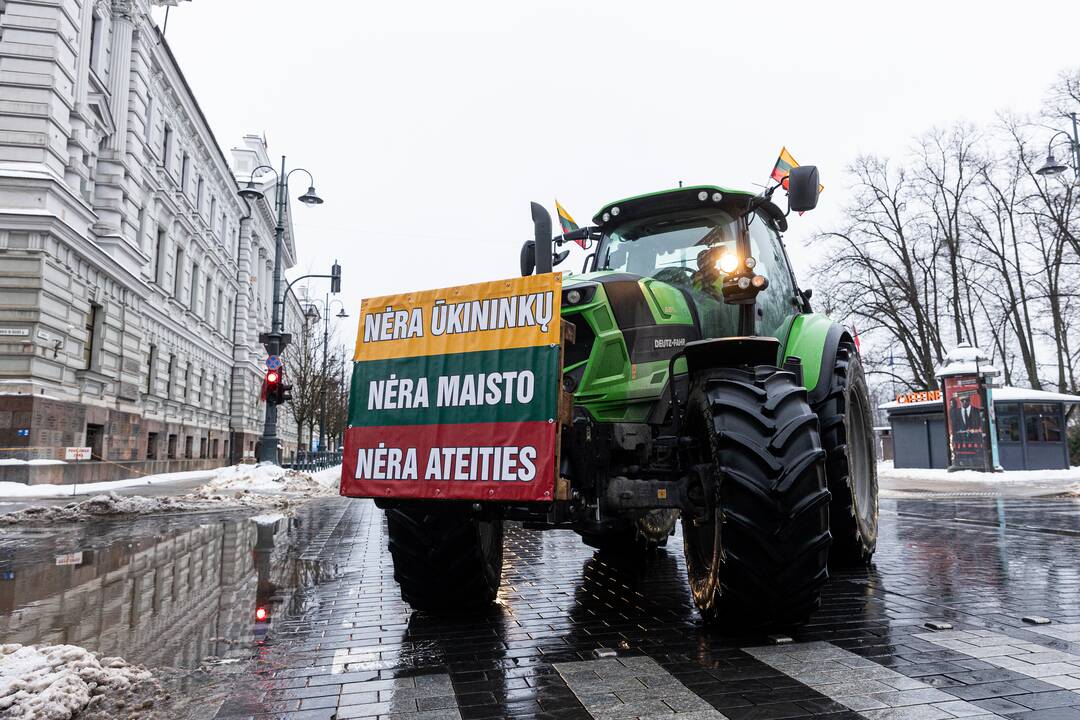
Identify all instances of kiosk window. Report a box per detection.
[1024,404,1062,443]
[995,403,1020,442]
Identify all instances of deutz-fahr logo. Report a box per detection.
[654,337,687,349]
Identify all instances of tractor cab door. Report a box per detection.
[747,213,801,340]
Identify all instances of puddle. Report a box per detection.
[0,497,348,717]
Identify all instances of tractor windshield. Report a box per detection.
[597,209,798,338]
[598,209,743,281]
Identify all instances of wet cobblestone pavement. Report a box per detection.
[3,495,1080,720]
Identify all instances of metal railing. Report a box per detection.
[285,450,342,472]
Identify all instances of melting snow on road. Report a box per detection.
[0,464,342,524]
[0,644,161,720]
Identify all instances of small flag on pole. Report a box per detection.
[771,147,799,183]
[769,147,824,197]
[556,200,585,248]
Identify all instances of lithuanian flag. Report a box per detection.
[770,147,825,195]
[771,147,798,183]
[556,200,586,248]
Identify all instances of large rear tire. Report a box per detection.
[682,365,831,628]
[814,343,878,565]
[385,505,503,610]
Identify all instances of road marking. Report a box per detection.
[745,641,1006,720]
[914,629,1080,691]
[555,656,727,719]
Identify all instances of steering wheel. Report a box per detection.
[653,266,696,286]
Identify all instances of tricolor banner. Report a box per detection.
[340,273,563,502]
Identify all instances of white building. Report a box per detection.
[0,0,308,482]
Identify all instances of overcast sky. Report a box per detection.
[152,1,1080,349]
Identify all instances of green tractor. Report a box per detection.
[381,167,878,627]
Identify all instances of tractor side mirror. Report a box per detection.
[553,249,570,266]
[530,202,553,274]
[520,240,536,276]
[788,165,820,213]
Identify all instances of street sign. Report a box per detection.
[64,447,92,461]
[266,355,282,370]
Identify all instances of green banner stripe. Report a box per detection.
[348,345,560,427]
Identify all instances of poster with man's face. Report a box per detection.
[943,376,990,469]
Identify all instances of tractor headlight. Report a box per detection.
[698,191,709,201]
[737,276,751,290]
[744,256,757,270]
[602,212,611,223]
[562,284,596,306]
[711,192,723,202]
[751,275,767,289]
[566,289,582,305]
[611,206,620,216]
[716,253,739,274]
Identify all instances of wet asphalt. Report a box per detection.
[1,493,1079,720]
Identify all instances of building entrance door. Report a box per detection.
[86,423,104,460]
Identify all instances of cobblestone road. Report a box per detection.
[208,495,1080,720]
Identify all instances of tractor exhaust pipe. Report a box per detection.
[530,202,553,275]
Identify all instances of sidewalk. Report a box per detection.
[879,461,1080,497]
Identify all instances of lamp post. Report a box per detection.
[238,156,324,464]
[1035,112,1080,178]
[304,295,348,453]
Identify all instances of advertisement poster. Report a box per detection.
[942,375,992,470]
[340,273,563,502]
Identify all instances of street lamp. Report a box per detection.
[239,156,325,464]
[1035,112,1080,178]
[307,294,349,454]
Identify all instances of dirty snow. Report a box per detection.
[0,464,343,524]
[878,460,1080,484]
[0,643,161,720]
[0,468,217,498]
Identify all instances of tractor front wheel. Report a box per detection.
[385,505,503,610]
[814,343,878,565]
[682,365,831,628]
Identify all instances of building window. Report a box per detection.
[144,343,156,395]
[88,14,103,73]
[196,178,204,213]
[189,263,200,311]
[184,436,193,459]
[147,432,158,460]
[211,438,219,459]
[209,197,217,227]
[153,226,167,284]
[180,153,190,192]
[173,247,185,298]
[191,366,200,405]
[1024,404,1062,443]
[83,304,101,370]
[184,361,191,400]
[204,280,214,324]
[215,288,224,332]
[162,123,173,168]
[995,403,1021,442]
[167,433,177,459]
[199,437,208,459]
[166,354,176,398]
[225,299,233,336]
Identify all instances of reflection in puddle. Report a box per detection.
[0,499,344,673]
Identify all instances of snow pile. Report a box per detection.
[0,459,66,466]
[878,460,1080,484]
[0,643,161,720]
[0,468,216,499]
[0,465,343,524]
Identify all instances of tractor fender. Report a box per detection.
[681,336,783,377]
[782,314,854,405]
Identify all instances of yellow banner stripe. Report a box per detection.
[353,273,563,361]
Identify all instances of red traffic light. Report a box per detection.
[266,371,279,384]
[255,607,268,622]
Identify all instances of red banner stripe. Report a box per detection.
[340,421,556,502]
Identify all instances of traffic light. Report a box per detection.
[278,380,293,404]
[262,368,282,403]
[330,260,341,294]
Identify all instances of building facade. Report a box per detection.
[0,0,305,483]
